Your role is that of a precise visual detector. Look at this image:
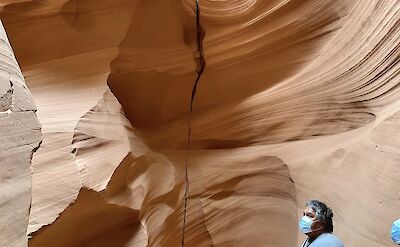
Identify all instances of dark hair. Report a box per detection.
[306,200,334,233]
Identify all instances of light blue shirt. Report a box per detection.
[300,233,345,247]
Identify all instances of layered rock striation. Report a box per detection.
[0,0,399,247]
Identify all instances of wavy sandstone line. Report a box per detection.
[0,0,399,247]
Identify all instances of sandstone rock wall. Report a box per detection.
[0,20,41,247]
[0,0,399,247]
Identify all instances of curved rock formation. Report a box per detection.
[0,0,399,247]
[0,21,41,247]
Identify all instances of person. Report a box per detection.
[392,219,400,245]
[299,200,345,247]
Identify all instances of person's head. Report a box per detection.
[391,219,400,245]
[299,200,334,238]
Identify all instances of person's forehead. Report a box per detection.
[304,205,315,213]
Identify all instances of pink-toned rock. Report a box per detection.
[0,0,399,247]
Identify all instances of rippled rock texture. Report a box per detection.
[0,20,42,247]
[0,0,399,246]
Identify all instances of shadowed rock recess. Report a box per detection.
[0,0,399,246]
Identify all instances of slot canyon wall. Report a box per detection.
[0,0,399,247]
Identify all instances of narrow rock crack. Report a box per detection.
[181,0,206,246]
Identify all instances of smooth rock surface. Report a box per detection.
[0,0,399,247]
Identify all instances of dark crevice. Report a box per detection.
[70,0,80,27]
[181,0,206,246]
[9,80,14,109]
[0,81,13,112]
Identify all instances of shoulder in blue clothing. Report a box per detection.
[312,233,344,247]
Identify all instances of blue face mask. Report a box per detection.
[299,216,314,234]
[391,219,400,244]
